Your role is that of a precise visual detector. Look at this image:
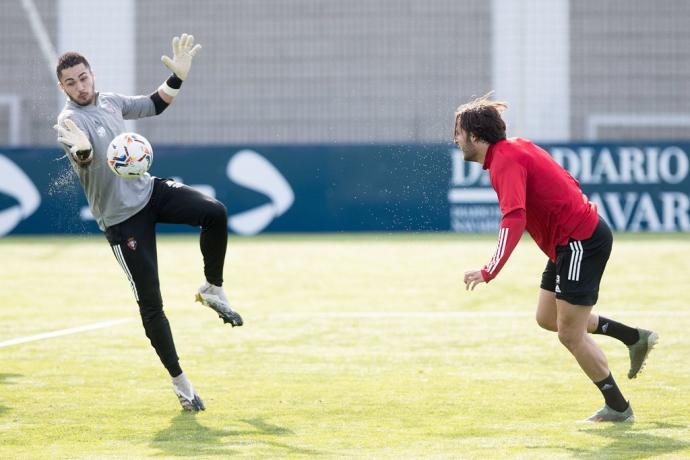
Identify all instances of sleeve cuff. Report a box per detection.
[480,269,491,282]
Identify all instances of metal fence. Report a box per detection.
[2,1,690,146]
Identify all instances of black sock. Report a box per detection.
[593,316,640,346]
[594,372,628,412]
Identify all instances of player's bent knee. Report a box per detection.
[557,328,583,350]
[535,289,557,331]
[206,199,227,223]
[138,304,164,323]
[136,293,164,319]
[536,311,557,331]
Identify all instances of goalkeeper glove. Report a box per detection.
[161,33,202,81]
[54,119,93,165]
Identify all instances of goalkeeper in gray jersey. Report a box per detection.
[54,34,242,412]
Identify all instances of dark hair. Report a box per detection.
[56,52,91,81]
[454,92,508,144]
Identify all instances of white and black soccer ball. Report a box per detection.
[106,132,153,179]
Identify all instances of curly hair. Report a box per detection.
[454,92,508,144]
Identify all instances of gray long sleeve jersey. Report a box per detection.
[57,92,157,231]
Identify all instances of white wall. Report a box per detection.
[492,0,570,141]
[57,0,135,129]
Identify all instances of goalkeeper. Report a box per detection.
[54,34,242,412]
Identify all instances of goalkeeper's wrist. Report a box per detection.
[74,148,93,164]
[159,74,183,97]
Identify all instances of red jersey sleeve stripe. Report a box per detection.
[481,209,527,282]
[485,228,501,271]
[487,228,509,274]
[485,228,505,273]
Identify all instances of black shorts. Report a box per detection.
[540,217,612,306]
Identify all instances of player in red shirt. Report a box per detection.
[453,94,658,422]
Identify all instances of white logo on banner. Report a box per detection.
[0,154,41,236]
[226,149,294,235]
[448,145,690,232]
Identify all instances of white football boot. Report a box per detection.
[585,403,634,423]
[195,282,243,327]
[172,372,205,412]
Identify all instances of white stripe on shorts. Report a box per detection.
[568,241,583,282]
[112,244,139,301]
[575,241,585,281]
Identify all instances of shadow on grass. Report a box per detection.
[0,373,22,418]
[151,413,323,457]
[569,422,690,459]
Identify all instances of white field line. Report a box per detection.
[0,318,133,349]
[0,310,685,348]
[309,311,532,318]
[276,311,690,319]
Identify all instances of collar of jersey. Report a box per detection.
[66,92,101,110]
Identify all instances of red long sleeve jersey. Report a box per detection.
[480,138,599,282]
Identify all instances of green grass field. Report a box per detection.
[1,233,689,459]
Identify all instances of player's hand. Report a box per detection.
[464,269,485,291]
[161,33,202,81]
[54,119,93,165]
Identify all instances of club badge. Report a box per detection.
[126,237,137,251]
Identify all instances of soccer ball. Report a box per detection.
[106,132,153,179]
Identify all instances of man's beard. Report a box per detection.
[68,84,96,106]
[462,142,479,162]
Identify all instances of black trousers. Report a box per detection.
[104,178,228,376]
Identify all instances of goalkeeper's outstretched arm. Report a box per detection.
[150,33,202,114]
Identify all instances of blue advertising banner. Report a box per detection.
[1,142,688,236]
[450,143,690,233]
[0,145,449,235]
